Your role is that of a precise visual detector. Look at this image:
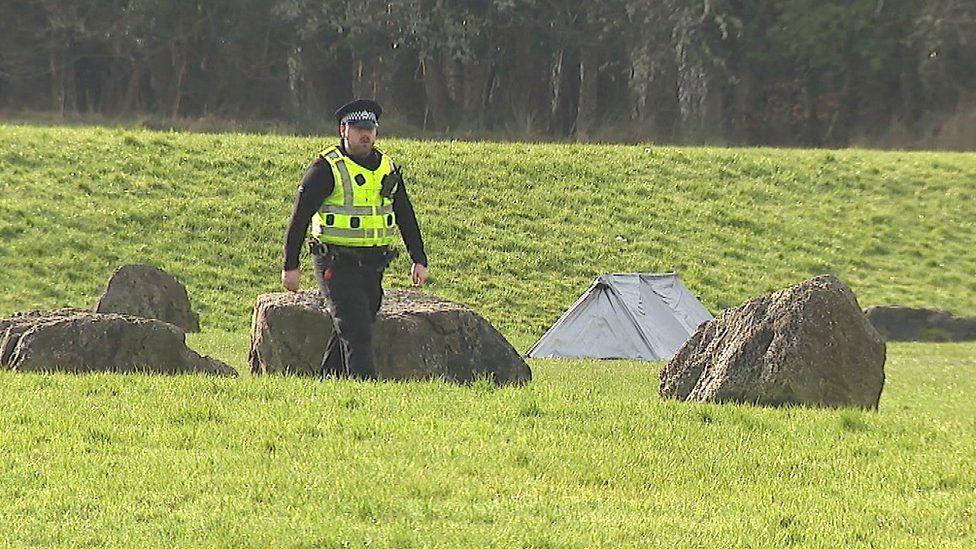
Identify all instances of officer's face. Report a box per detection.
[341,123,377,158]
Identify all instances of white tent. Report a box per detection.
[526,273,713,361]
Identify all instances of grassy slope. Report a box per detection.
[2,124,975,346]
[0,344,973,546]
[1,125,975,545]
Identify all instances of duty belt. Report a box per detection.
[307,239,398,267]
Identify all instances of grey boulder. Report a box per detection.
[865,306,976,342]
[660,275,885,409]
[0,308,88,365]
[250,290,531,385]
[94,264,200,332]
[248,291,332,377]
[1,310,235,376]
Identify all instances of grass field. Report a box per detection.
[2,124,975,342]
[1,124,975,546]
[0,343,973,546]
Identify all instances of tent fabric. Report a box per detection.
[526,273,713,361]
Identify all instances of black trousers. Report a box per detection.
[312,248,386,379]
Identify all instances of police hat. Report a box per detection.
[334,99,382,128]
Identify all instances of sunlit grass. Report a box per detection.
[0,342,973,546]
[2,125,975,344]
[1,124,975,545]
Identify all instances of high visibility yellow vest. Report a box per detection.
[312,145,399,247]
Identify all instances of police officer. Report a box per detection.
[281,99,429,379]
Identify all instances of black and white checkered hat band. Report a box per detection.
[342,110,377,125]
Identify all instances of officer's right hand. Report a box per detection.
[282,269,300,292]
[411,263,429,287]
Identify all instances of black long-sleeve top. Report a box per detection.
[283,143,428,271]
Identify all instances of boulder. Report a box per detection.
[660,275,885,409]
[0,310,235,376]
[250,290,531,385]
[94,264,200,332]
[0,308,89,365]
[865,306,976,342]
[248,291,333,377]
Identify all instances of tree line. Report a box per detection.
[2,0,974,148]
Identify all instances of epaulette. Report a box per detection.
[320,145,342,162]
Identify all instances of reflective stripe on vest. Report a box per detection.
[320,204,394,216]
[318,226,400,240]
[312,146,398,247]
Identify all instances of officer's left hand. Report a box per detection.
[411,263,429,287]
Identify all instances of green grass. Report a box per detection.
[0,343,973,546]
[2,124,975,546]
[2,124,975,342]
